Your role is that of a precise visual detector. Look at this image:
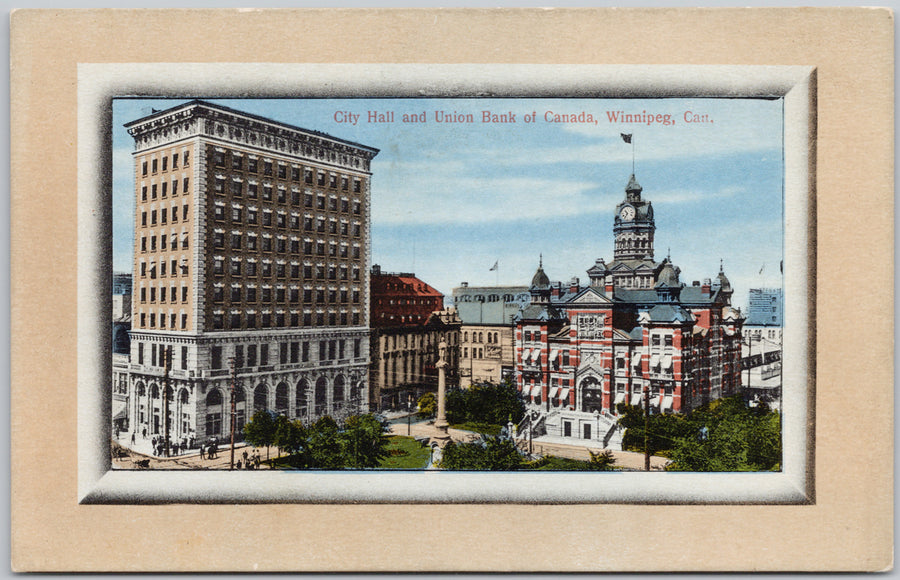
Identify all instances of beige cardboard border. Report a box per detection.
[11,7,893,572]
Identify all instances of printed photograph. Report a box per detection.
[109,96,784,473]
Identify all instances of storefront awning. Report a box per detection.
[531,349,542,363]
[113,399,127,420]
[548,387,559,399]
[615,392,626,404]
[630,393,642,406]
[663,355,673,370]
[521,348,531,361]
[631,352,642,366]
[649,354,660,367]
[549,350,559,362]
[662,396,674,410]
[531,385,543,397]
[558,388,570,401]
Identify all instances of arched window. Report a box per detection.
[275,382,289,415]
[295,379,309,416]
[333,375,345,403]
[150,384,160,399]
[206,388,222,406]
[179,388,189,405]
[314,377,328,415]
[137,382,146,397]
[254,384,268,411]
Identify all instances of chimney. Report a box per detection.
[372,264,381,276]
[461,282,468,288]
[701,277,711,297]
[569,277,579,294]
[605,274,614,295]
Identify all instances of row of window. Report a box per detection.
[141,150,190,177]
[138,311,188,331]
[209,337,362,371]
[135,342,189,370]
[139,258,188,280]
[212,232,361,259]
[139,285,189,304]
[214,177,363,214]
[212,149,362,193]
[212,258,360,282]
[140,204,190,227]
[212,204,362,237]
[210,310,361,330]
[464,331,500,344]
[140,177,190,203]
[211,286,360,306]
[139,233,189,255]
[380,332,453,352]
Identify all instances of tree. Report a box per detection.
[341,414,391,468]
[305,415,343,469]
[444,380,525,428]
[587,449,617,471]
[274,416,307,464]
[440,436,524,470]
[243,410,276,461]
[665,396,782,472]
[416,392,436,418]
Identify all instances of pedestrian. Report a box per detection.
[173,442,179,456]
[254,452,260,468]
[142,428,147,439]
[236,459,242,470]
[199,444,205,460]
[131,432,136,445]
[242,450,248,463]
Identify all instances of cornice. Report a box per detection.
[127,102,378,174]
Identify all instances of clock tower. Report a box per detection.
[613,174,655,261]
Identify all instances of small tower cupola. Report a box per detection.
[529,255,552,305]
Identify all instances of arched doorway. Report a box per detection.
[333,375,345,414]
[150,383,161,435]
[205,388,223,439]
[580,376,604,413]
[314,377,328,417]
[178,388,191,441]
[275,382,289,416]
[295,379,309,420]
[234,387,247,436]
[254,383,269,415]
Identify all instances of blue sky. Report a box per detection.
[112,97,783,311]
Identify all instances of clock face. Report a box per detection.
[620,205,636,221]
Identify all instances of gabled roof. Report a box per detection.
[567,286,612,306]
[640,304,695,324]
[514,304,566,322]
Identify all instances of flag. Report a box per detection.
[621,133,632,143]
[489,260,498,271]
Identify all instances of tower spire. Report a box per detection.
[539,253,543,268]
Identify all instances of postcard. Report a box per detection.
[11,8,893,573]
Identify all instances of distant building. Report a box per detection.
[514,174,744,448]
[369,267,460,409]
[112,272,132,355]
[742,288,783,404]
[370,265,444,328]
[121,99,378,446]
[452,284,528,385]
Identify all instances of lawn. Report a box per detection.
[449,422,503,436]
[378,435,431,469]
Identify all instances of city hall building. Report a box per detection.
[514,174,744,447]
[120,100,378,445]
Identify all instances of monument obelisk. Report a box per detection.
[434,340,449,432]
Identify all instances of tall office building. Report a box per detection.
[122,100,378,445]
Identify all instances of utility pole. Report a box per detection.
[643,385,650,472]
[163,346,171,457]
[229,356,236,470]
